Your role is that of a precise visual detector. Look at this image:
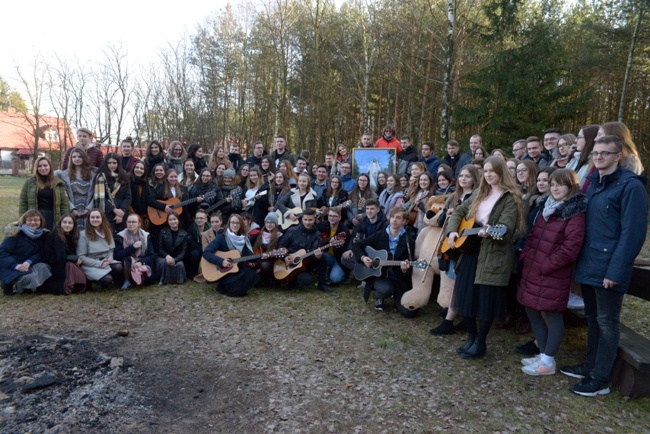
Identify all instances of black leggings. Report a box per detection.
[525,307,564,357]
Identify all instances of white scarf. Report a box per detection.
[225,228,246,252]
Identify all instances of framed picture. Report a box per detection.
[351,148,396,191]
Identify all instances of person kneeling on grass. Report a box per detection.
[351,207,416,317]
[202,214,261,297]
[156,213,189,285]
[0,210,52,295]
[114,214,156,289]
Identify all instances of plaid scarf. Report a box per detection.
[94,173,120,212]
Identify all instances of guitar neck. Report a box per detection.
[171,196,201,209]
[233,253,263,263]
[204,198,228,214]
[377,260,408,267]
[460,227,482,237]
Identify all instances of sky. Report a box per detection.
[0,0,230,94]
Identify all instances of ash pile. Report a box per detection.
[0,335,149,432]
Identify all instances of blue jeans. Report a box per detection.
[324,253,346,284]
[581,284,624,383]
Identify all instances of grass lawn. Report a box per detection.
[1,175,649,431]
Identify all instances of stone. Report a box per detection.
[22,374,59,392]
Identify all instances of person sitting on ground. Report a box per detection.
[156,213,189,285]
[77,209,123,288]
[0,210,52,296]
[351,207,416,316]
[316,208,350,285]
[44,214,87,295]
[202,213,263,297]
[278,209,331,293]
[114,214,156,289]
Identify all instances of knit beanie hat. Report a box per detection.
[223,168,236,178]
[264,212,279,225]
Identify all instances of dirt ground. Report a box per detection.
[1,282,648,433]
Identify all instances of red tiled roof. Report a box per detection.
[0,109,74,153]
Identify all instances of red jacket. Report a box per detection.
[374,136,402,154]
[61,145,104,170]
[518,193,587,312]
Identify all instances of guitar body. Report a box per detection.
[440,217,481,256]
[408,206,418,226]
[278,207,303,230]
[148,197,183,226]
[353,246,389,281]
[273,249,308,282]
[200,250,241,282]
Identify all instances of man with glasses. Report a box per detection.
[246,141,265,167]
[543,128,562,159]
[338,163,357,193]
[317,208,350,285]
[512,139,527,160]
[561,135,648,397]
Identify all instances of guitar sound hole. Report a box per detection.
[292,258,300,265]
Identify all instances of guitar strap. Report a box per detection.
[406,236,412,262]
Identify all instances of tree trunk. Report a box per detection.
[618,3,645,122]
[440,0,455,144]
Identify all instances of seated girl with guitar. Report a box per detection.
[277,173,318,229]
[252,212,284,284]
[317,175,349,214]
[347,174,377,228]
[202,214,264,297]
[351,207,416,316]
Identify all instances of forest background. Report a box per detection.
[1,0,649,168]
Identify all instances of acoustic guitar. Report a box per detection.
[273,233,347,282]
[314,200,352,220]
[353,246,428,281]
[201,248,286,282]
[439,217,508,256]
[147,191,217,225]
[203,189,242,215]
[277,207,305,230]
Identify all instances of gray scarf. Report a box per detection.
[542,195,562,221]
[20,224,44,239]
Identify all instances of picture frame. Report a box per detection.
[351,148,396,190]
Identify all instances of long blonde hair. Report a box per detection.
[468,156,524,232]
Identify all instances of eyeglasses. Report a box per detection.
[577,135,585,139]
[230,221,241,226]
[127,221,139,224]
[591,151,620,158]
[516,169,528,174]
[558,143,569,148]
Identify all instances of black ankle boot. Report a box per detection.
[460,340,487,359]
[2,282,14,296]
[97,275,113,288]
[430,319,455,335]
[456,335,476,354]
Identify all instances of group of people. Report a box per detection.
[1,121,647,398]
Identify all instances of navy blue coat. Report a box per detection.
[0,225,49,285]
[419,154,440,176]
[575,166,648,292]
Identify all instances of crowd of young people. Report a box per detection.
[2,122,647,397]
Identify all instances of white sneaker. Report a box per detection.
[568,292,585,310]
[357,281,366,289]
[521,354,542,366]
[522,359,556,376]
